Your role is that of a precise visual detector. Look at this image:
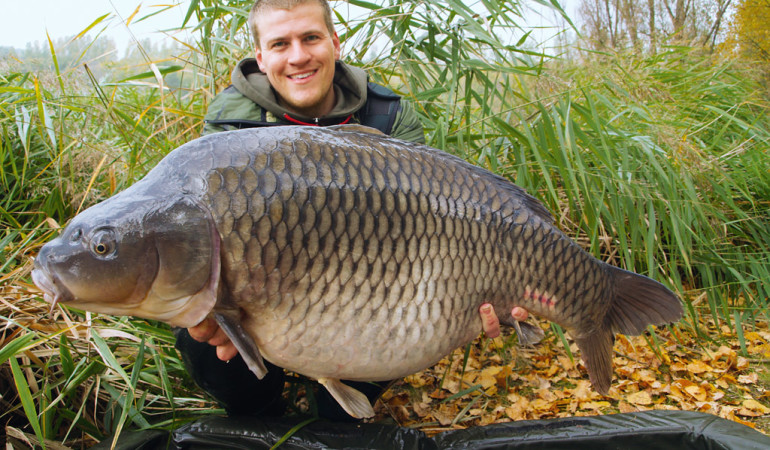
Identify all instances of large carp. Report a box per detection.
[32,125,682,418]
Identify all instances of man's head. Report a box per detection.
[249,0,341,118]
[249,0,334,47]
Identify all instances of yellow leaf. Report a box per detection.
[711,345,736,363]
[627,391,653,405]
[670,362,687,372]
[580,401,611,411]
[743,332,763,342]
[531,398,553,412]
[570,380,594,401]
[686,360,713,374]
[684,384,709,402]
[742,399,770,415]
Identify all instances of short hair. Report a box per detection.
[248,0,335,47]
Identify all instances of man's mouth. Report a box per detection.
[289,70,316,80]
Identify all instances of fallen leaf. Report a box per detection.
[738,372,758,384]
[685,384,709,402]
[434,402,459,426]
[670,362,687,372]
[627,391,653,406]
[580,401,611,411]
[618,401,638,413]
[686,360,713,374]
[741,399,770,415]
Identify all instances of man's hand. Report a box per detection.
[188,317,239,361]
[189,304,531,362]
[479,303,529,339]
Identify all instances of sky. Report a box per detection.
[0,0,194,52]
[0,0,575,54]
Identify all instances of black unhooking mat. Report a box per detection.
[91,410,770,449]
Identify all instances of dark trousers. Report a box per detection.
[174,328,391,421]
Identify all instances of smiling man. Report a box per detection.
[254,1,340,117]
[201,0,424,141]
[179,0,529,422]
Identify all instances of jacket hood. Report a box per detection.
[230,58,369,122]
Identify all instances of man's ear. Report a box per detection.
[255,46,266,72]
[332,32,341,60]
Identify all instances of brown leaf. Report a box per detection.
[434,402,460,426]
[738,372,758,384]
[504,396,530,420]
[618,400,638,413]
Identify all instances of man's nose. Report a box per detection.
[287,41,311,64]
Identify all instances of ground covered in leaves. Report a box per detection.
[3,277,770,446]
[374,314,770,436]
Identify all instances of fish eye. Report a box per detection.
[89,229,117,259]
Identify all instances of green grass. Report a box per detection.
[1,0,769,446]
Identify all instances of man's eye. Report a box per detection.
[271,41,286,49]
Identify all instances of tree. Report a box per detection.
[578,0,732,53]
[727,0,770,63]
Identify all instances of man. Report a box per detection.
[199,0,423,142]
[176,0,529,420]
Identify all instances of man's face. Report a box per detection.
[254,2,341,118]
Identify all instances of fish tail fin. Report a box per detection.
[605,266,683,335]
[576,266,683,395]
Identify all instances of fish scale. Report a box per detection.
[32,125,682,419]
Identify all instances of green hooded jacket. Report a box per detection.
[202,58,425,144]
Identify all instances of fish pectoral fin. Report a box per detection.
[213,312,268,379]
[500,317,545,346]
[317,378,375,419]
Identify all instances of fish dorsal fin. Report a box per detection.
[326,124,385,136]
[318,378,376,418]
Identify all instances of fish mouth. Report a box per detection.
[31,266,72,314]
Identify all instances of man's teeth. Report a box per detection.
[291,71,314,79]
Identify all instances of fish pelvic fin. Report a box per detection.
[577,266,683,395]
[318,378,375,419]
[500,317,545,346]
